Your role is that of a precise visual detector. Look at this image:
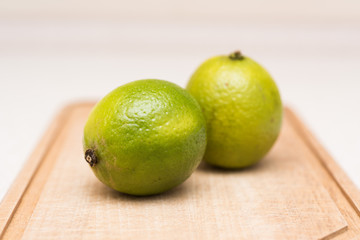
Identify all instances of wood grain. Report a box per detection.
[0,104,73,239]
[1,103,359,240]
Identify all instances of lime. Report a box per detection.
[83,79,207,196]
[186,51,282,168]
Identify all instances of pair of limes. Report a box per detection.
[83,51,282,196]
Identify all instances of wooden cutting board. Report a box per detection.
[1,102,360,240]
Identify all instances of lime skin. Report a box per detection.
[83,79,207,196]
[186,52,282,168]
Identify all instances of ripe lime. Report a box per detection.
[186,51,282,168]
[83,79,207,196]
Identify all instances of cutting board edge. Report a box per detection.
[0,102,95,238]
[285,107,360,217]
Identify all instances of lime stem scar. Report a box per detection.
[85,149,97,167]
[229,51,244,60]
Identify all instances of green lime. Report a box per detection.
[83,79,207,196]
[186,51,282,168]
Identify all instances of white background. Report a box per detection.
[0,0,360,201]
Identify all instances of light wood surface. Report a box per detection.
[0,103,359,240]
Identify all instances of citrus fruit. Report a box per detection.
[186,51,282,168]
[83,79,207,196]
